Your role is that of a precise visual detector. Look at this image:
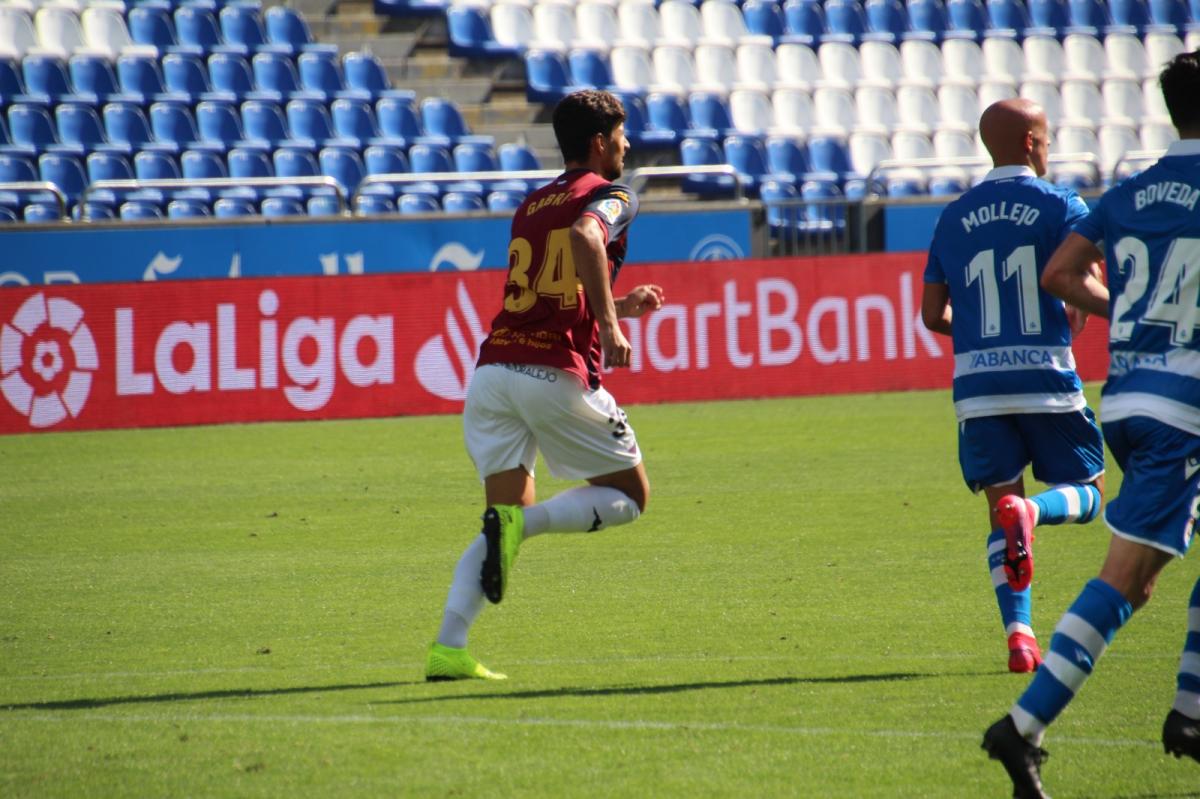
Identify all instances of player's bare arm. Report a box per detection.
[571,214,631,368]
[920,281,953,336]
[617,284,664,318]
[1042,232,1110,318]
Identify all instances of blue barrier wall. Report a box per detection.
[0,207,751,286]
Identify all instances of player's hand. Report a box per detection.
[600,323,633,369]
[621,284,665,318]
[1066,304,1088,336]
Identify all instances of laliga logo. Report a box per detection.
[0,293,98,428]
[415,280,486,401]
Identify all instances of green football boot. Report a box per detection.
[424,642,507,682]
[480,504,524,604]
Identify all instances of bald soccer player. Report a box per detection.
[921,98,1106,673]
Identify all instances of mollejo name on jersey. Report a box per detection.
[1133,180,1200,212]
[959,201,1041,233]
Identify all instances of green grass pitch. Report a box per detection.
[2,388,1198,798]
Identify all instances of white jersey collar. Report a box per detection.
[981,165,1037,183]
[1165,139,1200,156]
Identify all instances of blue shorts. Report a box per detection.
[1103,416,1200,557]
[958,408,1105,494]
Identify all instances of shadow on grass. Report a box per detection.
[376,672,935,705]
[2,680,424,712]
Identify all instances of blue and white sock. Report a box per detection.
[1028,483,1101,527]
[1173,577,1200,720]
[523,486,640,538]
[988,530,1033,635]
[1011,579,1133,743]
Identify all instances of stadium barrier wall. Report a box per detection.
[0,253,1110,435]
[0,207,752,286]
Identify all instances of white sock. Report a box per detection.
[436,534,487,648]
[523,486,640,539]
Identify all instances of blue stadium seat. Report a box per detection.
[319,144,364,194]
[74,200,114,221]
[453,140,498,173]
[0,153,36,183]
[116,53,179,106]
[174,6,225,55]
[1066,0,1111,34]
[447,6,512,58]
[766,135,812,182]
[272,147,318,184]
[330,97,390,148]
[0,57,25,101]
[21,54,78,105]
[568,48,614,92]
[362,144,407,178]
[806,134,853,182]
[399,193,440,214]
[498,141,540,172]
[823,0,869,43]
[69,54,128,105]
[929,172,968,194]
[38,152,87,205]
[343,51,413,101]
[306,194,342,216]
[354,193,396,214]
[214,197,257,217]
[782,0,827,46]
[409,142,454,174]
[525,49,572,104]
[1027,0,1071,33]
[442,190,484,212]
[687,91,734,138]
[421,97,485,148]
[905,0,950,39]
[987,0,1032,34]
[645,92,688,145]
[208,53,261,101]
[162,52,214,100]
[240,99,291,147]
[150,100,205,150]
[945,0,990,38]
[723,134,768,195]
[252,51,304,100]
[759,178,801,237]
[297,50,354,102]
[680,137,738,196]
[261,196,305,217]
[0,206,18,223]
[376,96,422,144]
[56,102,124,155]
[486,189,524,211]
[1148,0,1191,31]
[887,173,927,196]
[286,98,348,149]
[182,148,226,179]
[864,0,911,42]
[129,4,182,53]
[219,4,278,56]
[196,99,252,149]
[613,93,671,150]
[8,104,70,153]
[743,0,789,42]
[1108,0,1152,32]
[25,202,65,223]
[227,149,273,201]
[134,149,181,181]
[264,6,337,56]
[800,178,846,232]
[168,198,211,218]
[119,199,162,220]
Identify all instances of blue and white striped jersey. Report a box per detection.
[925,166,1090,421]
[1074,139,1200,436]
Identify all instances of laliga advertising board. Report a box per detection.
[0,254,1110,435]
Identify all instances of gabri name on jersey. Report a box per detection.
[960,201,1041,233]
[526,191,572,215]
[1133,181,1200,212]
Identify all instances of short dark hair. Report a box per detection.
[1160,49,1200,132]
[552,90,626,164]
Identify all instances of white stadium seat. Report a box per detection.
[737,40,777,87]
[897,82,939,132]
[532,2,576,50]
[1060,78,1103,126]
[80,2,134,59]
[491,2,535,50]
[772,86,816,135]
[1140,119,1177,150]
[776,42,822,88]
[617,0,659,48]
[1022,34,1064,80]
[652,44,696,92]
[1101,77,1143,124]
[576,1,620,50]
[695,42,736,90]
[978,77,1018,109]
[938,81,979,129]
[699,0,749,46]
[941,38,984,85]
[982,36,1023,83]
[1143,31,1184,75]
[814,84,857,133]
[34,5,85,58]
[849,128,893,176]
[892,127,934,160]
[657,0,702,47]
[900,38,943,85]
[0,7,38,59]
[1142,77,1169,117]
[859,40,901,87]
[730,87,774,133]
[610,43,654,91]
[1019,78,1062,128]
[856,82,898,130]
[934,124,977,159]
[1104,31,1147,79]
[1062,32,1105,80]
[1099,121,1141,176]
[818,40,861,88]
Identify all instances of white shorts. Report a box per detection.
[463,363,642,481]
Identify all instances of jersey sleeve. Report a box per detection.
[1070,196,1106,245]
[582,184,639,242]
[1061,190,1091,235]
[923,218,947,284]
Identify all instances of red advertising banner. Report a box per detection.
[0,254,1110,434]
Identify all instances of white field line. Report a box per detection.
[3,711,1160,749]
[1,651,1175,683]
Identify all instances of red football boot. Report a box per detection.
[1008,631,1043,674]
[996,495,1035,592]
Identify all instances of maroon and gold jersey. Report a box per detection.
[476,168,639,389]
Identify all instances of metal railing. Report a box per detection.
[864,152,1105,198]
[1113,148,1167,179]
[353,168,561,210]
[626,165,747,200]
[79,176,348,220]
[0,182,68,221]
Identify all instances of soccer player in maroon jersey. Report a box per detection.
[426,90,666,681]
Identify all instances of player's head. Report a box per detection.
[979,98,1051,177]
[552,90,629,179]
[1159,49,1200,136]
